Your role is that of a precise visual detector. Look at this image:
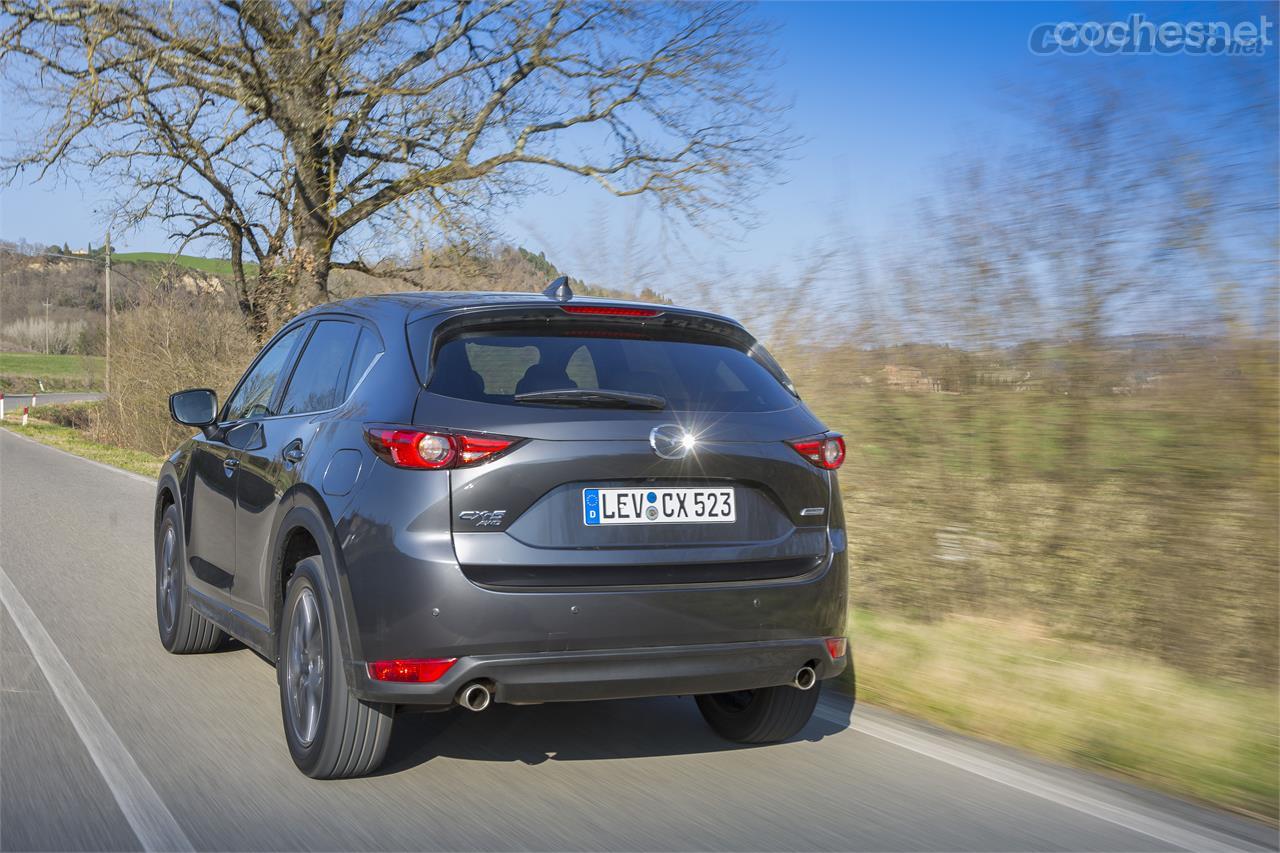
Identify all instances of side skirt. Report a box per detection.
[188,587,276,661]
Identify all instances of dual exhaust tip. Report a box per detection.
[458,667,815,710]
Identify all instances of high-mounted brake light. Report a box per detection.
[367,658,457,683]
[788,433,846,470]
[561,305,662,317]
[365,427,517,469]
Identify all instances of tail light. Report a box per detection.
[367,658,457,683]
[788,433,845,469]
[365,427,518,469]
[825,637,847,659]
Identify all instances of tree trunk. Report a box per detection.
[292,231,332,302]
[291,150,335,302]
[226,222,277,343]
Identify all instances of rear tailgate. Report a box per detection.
[409,306,834,588]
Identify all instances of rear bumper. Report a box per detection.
[349,638,848,706]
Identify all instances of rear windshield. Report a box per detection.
[427,331,797,413]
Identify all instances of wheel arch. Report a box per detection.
[155,467,183,538]
[267,485,361,667]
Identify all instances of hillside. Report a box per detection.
[110,251,260,277]
[0,242,662,344]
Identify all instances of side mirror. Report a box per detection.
[169,388,219,428]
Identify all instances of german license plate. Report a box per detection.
[583,487,735,525]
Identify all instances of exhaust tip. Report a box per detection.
[793,666,817,691]
[459,682,492,712]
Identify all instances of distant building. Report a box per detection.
[880,365,941,392]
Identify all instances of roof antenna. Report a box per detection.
[543,275,573,302]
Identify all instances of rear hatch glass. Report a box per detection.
[428,331,797,413]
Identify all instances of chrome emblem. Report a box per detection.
[649,424,696,460]
[458,510,507,527]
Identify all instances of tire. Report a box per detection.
[155,503,227,654]
[278,556,394,779]
[696,682,822,744]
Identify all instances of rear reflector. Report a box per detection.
[367,658,457,683]
[825,637,847,659]
[561,305,662,317]
[788,434,846,469]
[366,427,517,469]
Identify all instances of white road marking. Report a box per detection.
[0,565,194,852]
[816,703,1253,852]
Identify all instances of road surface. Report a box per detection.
[1,391,104,413]
[0,427,1275,852]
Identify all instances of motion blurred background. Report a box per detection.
[1,0,1276,821]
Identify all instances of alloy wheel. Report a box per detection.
[159,525,179,631]
[285,587,325,746]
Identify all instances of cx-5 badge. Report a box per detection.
[458,510,507,527]
[649,424,696,460]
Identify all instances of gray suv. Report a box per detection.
[158,281,849,778]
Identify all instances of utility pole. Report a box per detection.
[42,297,51,354]
[104,230,111,396]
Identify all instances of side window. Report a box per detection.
[345,327,382,398]
[279,320,361,415]
[224,325,306,422]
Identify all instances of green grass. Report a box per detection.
[848,610,1279,821]
[0,412,162,478]
[0,352,104,391]
[112,251,258,277]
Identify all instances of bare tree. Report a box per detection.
[1,0,786,335]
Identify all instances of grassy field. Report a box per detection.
[850,611,1279,821]
[0,352,104,392]
[112,251,258,277]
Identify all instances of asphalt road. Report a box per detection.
[1,391,104,412]
[1,426,1275,852]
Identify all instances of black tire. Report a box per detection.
[696,682,822,744]
[278,557,393,779]
[155,503,226,654]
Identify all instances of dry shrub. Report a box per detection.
[97,290,256,455]
[1,316,87,354]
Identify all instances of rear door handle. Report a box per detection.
[283,440,305,464]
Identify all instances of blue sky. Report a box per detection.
[2,1,1276,314]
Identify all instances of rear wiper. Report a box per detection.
[513,388,666,410]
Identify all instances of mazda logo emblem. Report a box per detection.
[649,424,696,459]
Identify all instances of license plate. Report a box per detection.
[583,487,735,525]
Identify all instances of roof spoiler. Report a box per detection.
[542,276,573,302]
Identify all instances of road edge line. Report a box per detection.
[0,564,194,852]
[0,425,156,486]
[816,704,1252,852]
